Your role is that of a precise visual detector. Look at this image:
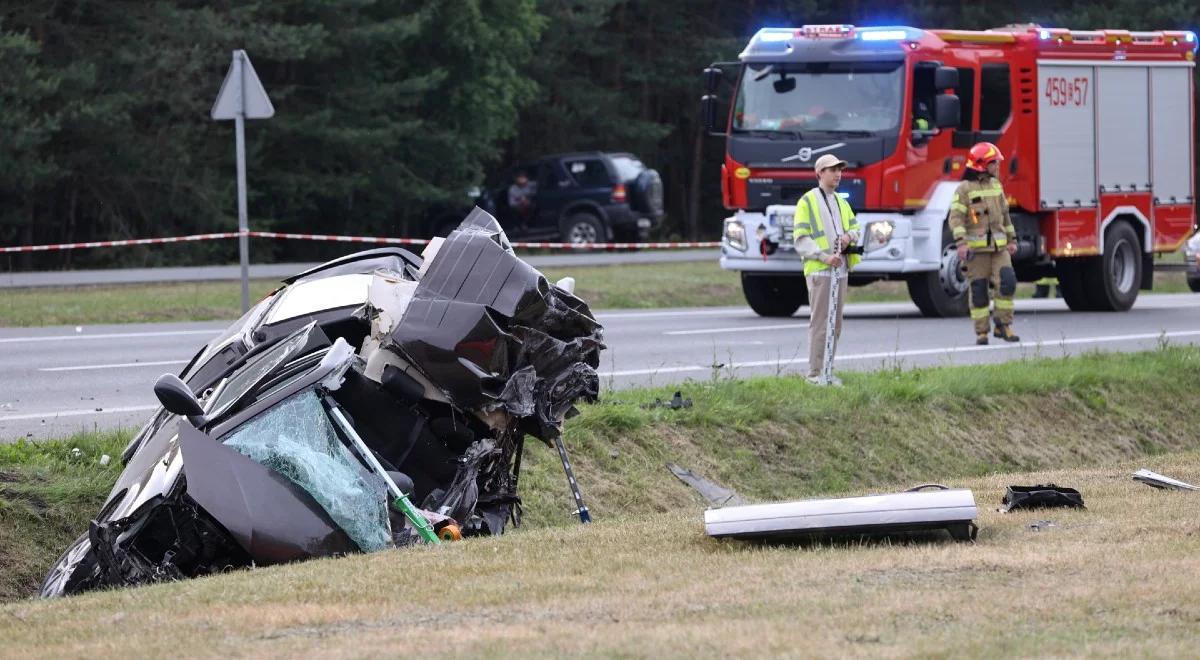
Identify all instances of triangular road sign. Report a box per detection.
[211,50,275,120]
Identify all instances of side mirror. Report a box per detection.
[703,66,723,93]
[934,95,961,129]
[153,374,206,426]
[700,95,719,133]
[934,66,958,91]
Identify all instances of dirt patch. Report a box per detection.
[0,488,49,514]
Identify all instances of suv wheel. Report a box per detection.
[560,213,604,245]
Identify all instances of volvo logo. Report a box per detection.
[781,142,846,163]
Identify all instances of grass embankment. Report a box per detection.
[5,260,1192,326]
[0,431,128,602]
[3,346,1198,604]
[4,455,1199,657]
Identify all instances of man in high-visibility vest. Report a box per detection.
[949,142,1019,345]
[793,153,860,385]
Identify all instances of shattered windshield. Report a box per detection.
[733,61,904,134]
[222,388,392,552]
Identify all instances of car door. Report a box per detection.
[530,160,574,236]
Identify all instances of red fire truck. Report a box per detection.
[703,24,1196,317]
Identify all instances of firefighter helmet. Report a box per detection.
[966,142,1004,172]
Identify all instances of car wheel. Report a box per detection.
[38,532,100,598]
[1189,275,1200,293]
[560,213,605,245]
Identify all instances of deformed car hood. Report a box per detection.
[382,209,604,442]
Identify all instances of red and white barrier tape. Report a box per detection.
[2,230,720,254]
[247,230,429,246]
[0,232,243,254]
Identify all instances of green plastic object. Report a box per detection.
[328,403,440,545]
[391,494,440,545]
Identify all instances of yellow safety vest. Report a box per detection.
[793,188,860,276]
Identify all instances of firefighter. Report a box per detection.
[949,142,1020,344]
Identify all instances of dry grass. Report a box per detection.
[2,452,1198,658]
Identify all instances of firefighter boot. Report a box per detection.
[993,322,1020,342]
[976,332,989,345]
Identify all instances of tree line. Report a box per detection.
[1,0,1196,269]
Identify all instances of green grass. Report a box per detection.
[0,280,282,327]
[0,431,130,602]
[2,346,1198,606]
[1,260,1194,326]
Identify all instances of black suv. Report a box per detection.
[429,152,664,243]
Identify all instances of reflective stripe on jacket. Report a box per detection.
[948,177,1015,252]
[793,188,860,276]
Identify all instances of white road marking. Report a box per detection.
[0,329,218,344]
[599,328,1200,378]
[0,405,158,423]
[39,359,189,373]
[664,323,808,336]
[597,308,750,321]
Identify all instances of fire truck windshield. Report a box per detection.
[732,61,903,136]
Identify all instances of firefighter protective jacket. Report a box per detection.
[948,176,1016,252]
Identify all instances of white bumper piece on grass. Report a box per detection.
[704,486,979,542]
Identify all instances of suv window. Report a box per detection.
[608,155,645,183]
[564,159,611,187]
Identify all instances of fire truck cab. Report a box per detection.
[704,24,1196,317]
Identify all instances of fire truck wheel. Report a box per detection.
[906,229,969,318]
[1085,221,1141,311]
[741,273,808,317]
[1057,259,1097,311]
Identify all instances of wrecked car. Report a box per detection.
[39,209,604,597]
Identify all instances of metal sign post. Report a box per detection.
[211,50,274,312]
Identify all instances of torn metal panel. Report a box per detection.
[387,208,604,443]
[667,463,746,507]
[1133,469,1200,491]
[181,421,359,560]
[223,388,392,552]
[999,484,1085,512]
[705,488,979,542]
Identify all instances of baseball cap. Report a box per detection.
[813,154,848,171]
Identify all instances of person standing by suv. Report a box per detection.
[793,153,860,385]
[507,170,537,229]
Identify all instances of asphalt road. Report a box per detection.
[0,250,718,288]
[2,293,1198,442]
